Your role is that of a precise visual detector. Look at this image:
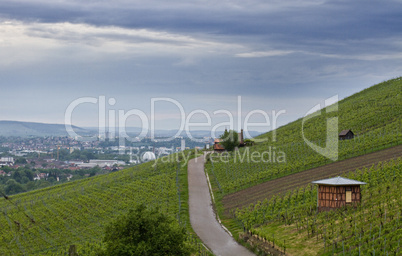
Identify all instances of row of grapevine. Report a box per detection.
[234,158,401,255]
[0,156,204,255]
[207,124,401,195]
[206,77,401,196]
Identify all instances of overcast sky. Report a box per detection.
[1,0,401,134]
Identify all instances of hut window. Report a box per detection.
[346,188,352,203]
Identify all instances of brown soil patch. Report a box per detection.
[223,145,402,215]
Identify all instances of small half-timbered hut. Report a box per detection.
[312,176,366,212]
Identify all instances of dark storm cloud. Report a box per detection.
[0,1,86,23]
[1,0,402,127]
[1,1,401,38]
[1,0,401,59]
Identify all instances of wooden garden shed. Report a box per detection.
[311,176,366,212]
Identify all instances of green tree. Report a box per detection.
[22,168,34,181]
[12,170,23,183]
[4,179,26,195]
[100,204,192,256]
[21,176,30,184]
[219,129,239,151]
[15,157,27,164]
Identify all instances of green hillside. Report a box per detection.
[0,153,203,255]
[0,78,400,256]
[204,77,402,255]
[236,157,401,255]
[258,77,401,146]
[206,77,401,195]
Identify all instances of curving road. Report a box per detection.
[188,155,255,256]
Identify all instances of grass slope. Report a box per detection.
[236,158,401,256]
[206,77,401,195]
[204,77,402,254]
[0,151,203,255]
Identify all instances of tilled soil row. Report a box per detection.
[222,145,402,215]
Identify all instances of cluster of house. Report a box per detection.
[2,136,100,155]
[31,173,74,181]
[0,169,71,181]
[0,157,126,182]
[33,172,49,181]
[0,170,10,176]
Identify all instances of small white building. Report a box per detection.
[0,157,14,166]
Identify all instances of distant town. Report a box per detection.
[0,135,210,195]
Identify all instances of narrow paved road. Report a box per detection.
[188,156,255,256]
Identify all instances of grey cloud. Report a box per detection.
[1,1,401,37]
[2,0,402,59]
[1,0,402,128]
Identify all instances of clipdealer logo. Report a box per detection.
[302,95,339,161]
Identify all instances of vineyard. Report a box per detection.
[0,153,204,255]
[221,145,402,215]
[206,78,402,196]
[234,158,401,255]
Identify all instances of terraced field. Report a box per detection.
[235,158,401,255]
[222,145,402,215]
[0,155,200,255]
[204,77,402,256]
[206,77,401,197]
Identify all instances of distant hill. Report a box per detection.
[0,120,92,137]
[0,121,260,139]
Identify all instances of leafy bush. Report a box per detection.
[220,130,239,151]
[99,204,192,256]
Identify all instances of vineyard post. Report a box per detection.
[379,223,381,236]
[69,245,77,256]
[342,240,344,256]
[372,234,375,256]
[284,239,286,254]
